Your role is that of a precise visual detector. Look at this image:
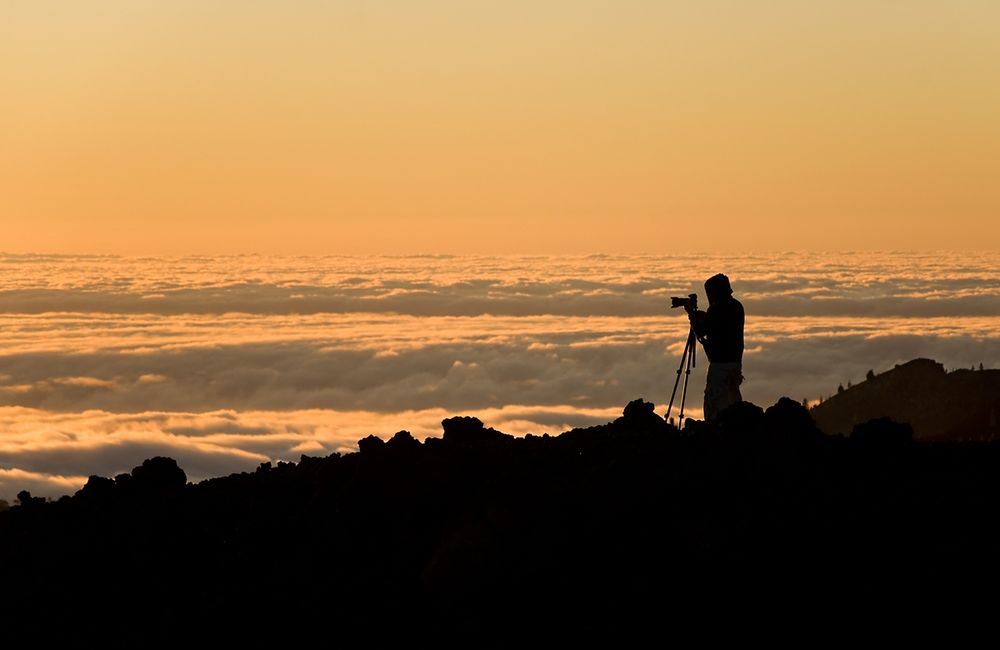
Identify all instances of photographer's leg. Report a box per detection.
[704,363,720,421]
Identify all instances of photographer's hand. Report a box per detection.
[688,309,707,335]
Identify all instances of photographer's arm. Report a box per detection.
[688,308,709,341]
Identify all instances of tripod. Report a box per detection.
[666,325,698,427]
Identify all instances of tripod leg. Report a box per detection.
[678,330,696,424]
[665,333,690,423]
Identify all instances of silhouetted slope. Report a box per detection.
[2,398,1000,645]
[812,358,1000,440]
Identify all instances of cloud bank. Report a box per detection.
[0,253,997,499]
[1,252,998,318]
[0,405,622,499]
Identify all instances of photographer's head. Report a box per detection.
[704,273,733,306]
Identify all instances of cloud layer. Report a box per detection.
[1,253,997,500]
[2,252,999,317]
[0,405,622,500]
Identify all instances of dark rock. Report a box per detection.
[441,416,508,445]
[851,417,914,447]
[77,475,116,500]
[715,401,765,435]
[764,397,820,436]
[15,490,43,508]
[622,398,656,420]
[442,415,484,439]
[358,434,386,454]
[682,417,711,436]
[387,430,422,453]
[616,398,669,436]
[759,397,825,449]
[130,456,187,491]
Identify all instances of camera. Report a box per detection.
[670,293,698,310]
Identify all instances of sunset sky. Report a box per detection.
[3,1,998,254]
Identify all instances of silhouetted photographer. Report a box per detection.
[686,274,745,421]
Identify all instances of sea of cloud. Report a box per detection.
[1,252,998,500]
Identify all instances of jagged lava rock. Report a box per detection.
[851,417,914,447]
[129,456,187,492]
[441,416,510,445]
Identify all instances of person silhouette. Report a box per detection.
[688,274,745,421]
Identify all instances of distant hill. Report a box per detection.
[811,358,1000,440]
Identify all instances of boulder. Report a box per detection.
[442,416,508,445]
[387,430,422,454]
[851,417,913,447]
[130,457,187,492]
[358,434,387,454]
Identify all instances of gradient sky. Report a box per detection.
[3,1,998,254]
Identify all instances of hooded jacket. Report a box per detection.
[692,274,744,364]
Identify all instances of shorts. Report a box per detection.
[705,362,743,422]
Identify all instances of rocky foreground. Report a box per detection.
[2,398,999,644]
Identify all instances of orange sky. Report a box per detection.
[2,1,998,254]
